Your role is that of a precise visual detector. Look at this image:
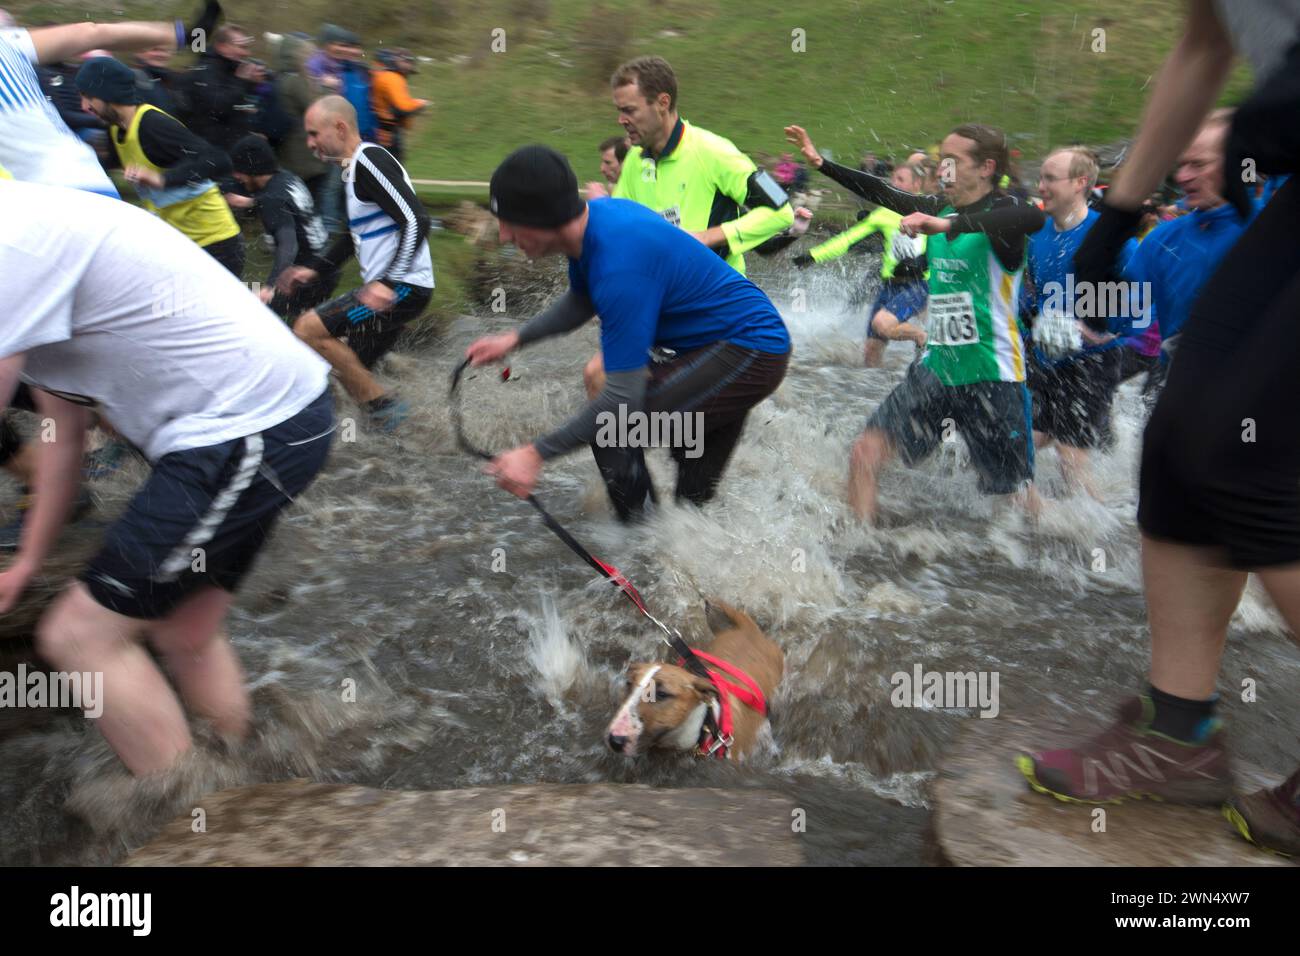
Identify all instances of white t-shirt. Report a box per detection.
[0,28,118,196]
[0,180,331,461]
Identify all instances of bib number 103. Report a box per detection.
[928,293,980,346]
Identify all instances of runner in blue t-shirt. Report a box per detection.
[466,145,790,522]
[1022,148,1139,499]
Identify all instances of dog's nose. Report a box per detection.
[607,734,627,753]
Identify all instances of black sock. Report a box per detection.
[1147,684,1217,743]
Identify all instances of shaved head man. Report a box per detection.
[304,94,357,162]
[286,95,435,432]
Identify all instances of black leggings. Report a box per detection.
[205,233,246,279]
[590,342,789,522]
[1138,178,1300,567]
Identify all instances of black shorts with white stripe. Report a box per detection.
[80,389,335,620]
[315,283,431,368]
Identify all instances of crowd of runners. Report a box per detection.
[0,0,1298,859]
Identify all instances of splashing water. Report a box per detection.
[1,250,1296,866]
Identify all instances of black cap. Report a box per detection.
[229,134,278,175]
[489,145,585,228]
[376,47,416,72]
[75,57,138,105]
[319,23,361,46]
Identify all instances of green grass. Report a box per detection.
[14,0,1253,186]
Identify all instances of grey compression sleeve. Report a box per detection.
[533,367,646,460]
[516,289,597,347]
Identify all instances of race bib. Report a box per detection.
[1034,303,1083,359]
[927,292,980,346]
[660,206,681,228]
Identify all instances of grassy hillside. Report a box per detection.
[13,0,1254,186]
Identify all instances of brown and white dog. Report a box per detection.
[606,601,783,761]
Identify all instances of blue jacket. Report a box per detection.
[341,62,376,142]
[1121,203,1253,341]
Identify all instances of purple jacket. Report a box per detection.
[305,50,344,90]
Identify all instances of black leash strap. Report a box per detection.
[449,358,713,682]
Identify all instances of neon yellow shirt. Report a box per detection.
[614,119,793,274]
[807,206,927,281]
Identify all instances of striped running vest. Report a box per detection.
[0,28,118,196]
[344,141,434,287]
[921,206,1027,386]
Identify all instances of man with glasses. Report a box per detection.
[1021,147,1132,500]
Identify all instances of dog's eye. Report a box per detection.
[654,686,674,700]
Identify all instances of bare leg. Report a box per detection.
[1253,563,1300,649]
[1144,535,1248,699]
[37,582,192,775]
[1056,443,1103,502]
[848,428,895,523]
[1015,482,1044,521]
[147,586,249,740]
[871,309,927,355]
[583,351,605,399]
[294,311,385,405]
[864,338,887,368]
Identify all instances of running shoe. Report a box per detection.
[1017,696,1234,804]
[1223,766,1300,857]
[365,395,411,433]
[83,439,130,480]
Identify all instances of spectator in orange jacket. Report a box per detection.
[371,47,426,162]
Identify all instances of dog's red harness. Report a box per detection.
[680,649,768,760]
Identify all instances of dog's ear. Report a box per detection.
[704,600,739,636]
[691,675,721,702]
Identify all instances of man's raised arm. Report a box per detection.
[25,1,223,65]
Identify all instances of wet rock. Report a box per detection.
[443,200,499,247]
[123,781,805,866]
[934,712,1291,866]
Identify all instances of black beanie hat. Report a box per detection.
[229,135,278,176]
[75,57,138,105]
[489,145,585,228]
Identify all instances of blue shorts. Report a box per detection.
[867,280,929,340]
[80,389,335,620]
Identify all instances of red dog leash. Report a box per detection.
[452,359,766,758]
[450,359,718,681]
